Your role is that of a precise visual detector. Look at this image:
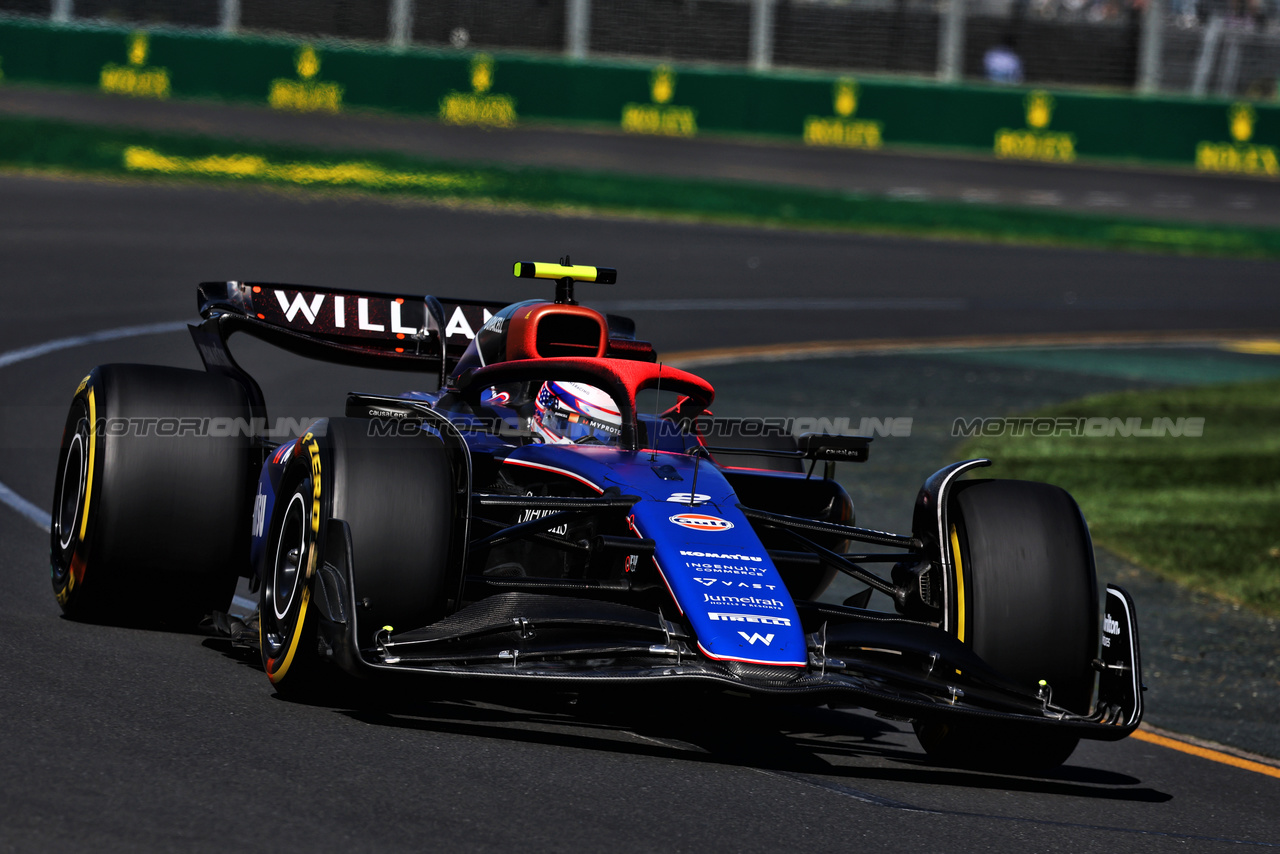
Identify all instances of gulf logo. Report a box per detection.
[669,513,734,532]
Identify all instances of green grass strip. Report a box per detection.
[959,378,1280,614]
[3,113,1280,256]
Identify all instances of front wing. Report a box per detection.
[310,520,1143,741]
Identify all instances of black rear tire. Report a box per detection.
[914,479,1098,773]
[50,364,253,626]
[260,418,454,696]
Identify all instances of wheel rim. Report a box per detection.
[55,429,87,554]
[272,491,308,622]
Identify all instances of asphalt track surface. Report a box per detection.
[6,83,1280,228]
[2,173,1280,851]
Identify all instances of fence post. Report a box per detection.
[219,0,240,35]
[50,0,72,23]
[566,0,591,59]
[1136,0,1164,93]
[937,0,965,83]
[1191,14,1224,96]
[749,0,775,71]
[389,0,413,50]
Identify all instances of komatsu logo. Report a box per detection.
[679,550,762,562]
[738,632,774,646]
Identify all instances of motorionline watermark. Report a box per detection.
[365,414,914,439]
[660,416,913,440]
[70,414,916,441]
[76,416,326,440]
[952,416,1205,438]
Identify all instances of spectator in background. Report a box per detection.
[984,35,1024,84]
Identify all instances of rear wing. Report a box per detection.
[195,281,507,379]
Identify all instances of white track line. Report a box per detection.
[0,480,52,533]
[0,320,189,531]
[0,321,190,370]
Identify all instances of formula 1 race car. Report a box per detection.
[49,260,1143,771]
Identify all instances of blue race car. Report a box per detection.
[49,260,1143,771]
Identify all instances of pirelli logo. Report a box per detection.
[707,613,791,626]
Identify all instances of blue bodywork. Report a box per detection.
[251,395,808,668]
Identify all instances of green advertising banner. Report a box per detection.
[0,17,1275,177]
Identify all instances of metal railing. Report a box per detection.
[6,0,1280,98]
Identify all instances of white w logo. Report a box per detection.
[738,631,774,646]
[275,291,325,324]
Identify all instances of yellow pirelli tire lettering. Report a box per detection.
[307,438,322,535]
[950,523,966,643]
[79,387,97,541]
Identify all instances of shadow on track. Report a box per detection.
[201,633,1170,804]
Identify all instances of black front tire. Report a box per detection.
[260,418,454,695]
[914,479,1099,773]
[50,364,253,626]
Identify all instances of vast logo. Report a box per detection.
[669,513,733,532]
[738,632,774,646]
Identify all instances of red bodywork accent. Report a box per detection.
[504,303,607,361]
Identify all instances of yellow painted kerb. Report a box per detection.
[1131,729,1280,780]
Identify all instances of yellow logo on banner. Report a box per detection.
[100,32,171,99]
[1026,90,1052,129]
[269,45,343,113]
[1230,102,1254,141]
[1197,102,1278,175]
[439,54,517,127]
[993,90,1075,163]
[803,79,883,150]
[621,65,697,137]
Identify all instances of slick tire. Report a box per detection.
[50,364,254,626]
[914,479,1099,773]
[260,418,453,697]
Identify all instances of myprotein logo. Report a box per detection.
[669,514,733,532]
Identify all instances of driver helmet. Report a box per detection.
[533,381,622,445]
